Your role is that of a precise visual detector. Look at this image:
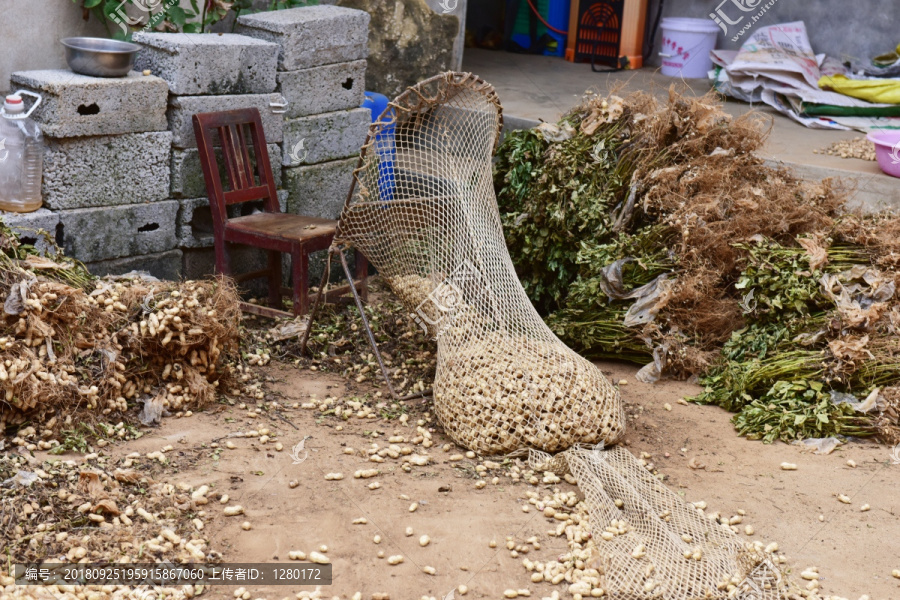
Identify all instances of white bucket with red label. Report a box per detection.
[659,17,719,79]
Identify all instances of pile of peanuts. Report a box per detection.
[433,334,623,454]
[814,137,876,161]
[0,276,246,430]
[0,451,218,600]
[389,274,436,313]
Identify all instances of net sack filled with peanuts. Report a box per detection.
[335,72,624,455]
[331,71,781,599]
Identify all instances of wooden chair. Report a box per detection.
[192,108,367,317]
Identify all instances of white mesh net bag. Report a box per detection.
[334,72,625,455]
[332,72,782,599]
[531,446,782,599]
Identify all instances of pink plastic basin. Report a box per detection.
[866,130,900,178]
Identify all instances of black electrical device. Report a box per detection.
[573,0,627,71]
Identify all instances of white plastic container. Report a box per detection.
[659,17,719,79]
[0,90,44,213]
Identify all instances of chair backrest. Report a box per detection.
[192,108,281,230]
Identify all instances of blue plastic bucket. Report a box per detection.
[361,91,396,202]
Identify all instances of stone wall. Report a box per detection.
[332,0,462,98]
[5,68,176,278]
[234,6,370,218]
[2,5,371,287]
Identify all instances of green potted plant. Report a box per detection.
[71,0,317,40]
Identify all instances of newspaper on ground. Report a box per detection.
[710,21,900,131]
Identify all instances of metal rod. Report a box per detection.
[397,389,433,402]
[337,249,402,401]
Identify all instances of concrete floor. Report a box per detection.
[463,48,900,213]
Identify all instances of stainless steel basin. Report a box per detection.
[61,37,141,78]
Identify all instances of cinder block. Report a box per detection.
[177,197,215,249]
[43,132,172,210]
[182,245,274,297]
[277,60,366,118]
[284,157,357,219]
[0,208,60,242]
[236,5,369,70]
[282,108,368,166]
[177,191,287,249]
[59,200,179,263]
[171,144,282,198]
[183,245,267,279]
[167,93,285,149]
[10,70,168,138]
[132,32,278,96]
[87,249,183,281]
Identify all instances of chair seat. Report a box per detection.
[224,213,337,244]
[193,108,367,317]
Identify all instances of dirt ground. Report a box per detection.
[34,357,896,600]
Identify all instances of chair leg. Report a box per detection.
[299,249,334,356]
[291,246,309,316]
[354,250,369,302]
[267,250,283,310]
[214,240,231,276]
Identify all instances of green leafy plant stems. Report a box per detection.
[72,0,318,39]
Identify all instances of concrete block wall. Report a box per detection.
[130,31,285,287]
[236,5,369,72]
[4,5,372,287]
[132,33,279,96]
[237,5,370,224]
[276,60,367,119]
[42,132,172,210]
[0,208,60,246]
[6,68,178,280]
[171,144,283,199]
[11,70,168,138]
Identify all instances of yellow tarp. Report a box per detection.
[818,74,900,104]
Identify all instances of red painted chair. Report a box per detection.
[192,108,366,317]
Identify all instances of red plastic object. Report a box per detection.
[192,108,367,316]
